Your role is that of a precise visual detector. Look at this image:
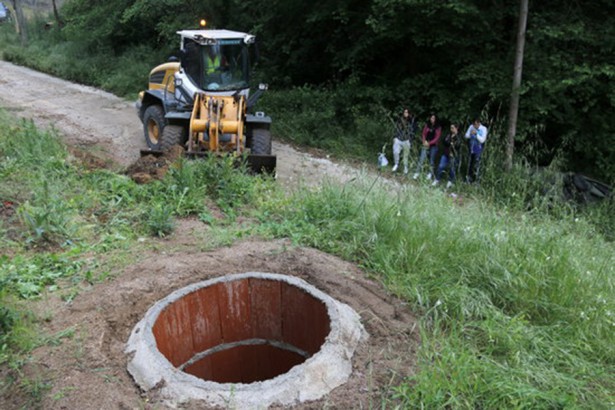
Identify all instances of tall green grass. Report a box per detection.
[0,108,613,407]
[0,111,269,369]
[258,177,614,408]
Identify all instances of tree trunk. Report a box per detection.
[10,0,28,45]
[505,0,529,171]
[51,0,63,27]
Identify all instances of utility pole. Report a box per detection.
[505,0,529,171]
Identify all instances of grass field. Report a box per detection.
[1,111,613,408]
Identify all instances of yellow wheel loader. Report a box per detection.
[136,29,276,173]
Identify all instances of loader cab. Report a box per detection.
[179,29,254,92]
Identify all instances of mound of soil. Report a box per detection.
[125,146,185,184]
[3,233,419,409]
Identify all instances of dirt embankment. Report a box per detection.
[0,61,418,409]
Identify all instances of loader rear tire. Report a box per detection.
[160,125,188,151]
[143,105,166,150]
[250,128,272,155]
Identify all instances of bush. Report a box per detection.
[260,83,393,158]
[146,203,175,237]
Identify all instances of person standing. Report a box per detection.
[433,123,462,188]
[464,117,488,183]
[413,113,441,180]
[391,108,417,174]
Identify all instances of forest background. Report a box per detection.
[2,0,614,186]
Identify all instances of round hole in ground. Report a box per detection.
[151,276,331,384]
[127,272,366,408]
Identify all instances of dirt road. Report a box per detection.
[0,60,361,188]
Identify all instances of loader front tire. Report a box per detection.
[143,105,166,150]
[160,125,188,151]
[250,128,272,155]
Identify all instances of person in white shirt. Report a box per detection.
[464,117,488,183]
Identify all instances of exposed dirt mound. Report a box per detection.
[125,145,185,184]
[3,236,419,409]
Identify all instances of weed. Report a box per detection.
[40,327,75,348]
[198,211,215,225]
[17,185,76,246]
[146,203,175,237]
[20,376,52,405]
[52,386,76,401]
[0,254,83,300]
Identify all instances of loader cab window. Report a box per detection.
[201,40,250,91]
[182,40,201,86]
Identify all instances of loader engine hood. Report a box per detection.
[178,30,254,93]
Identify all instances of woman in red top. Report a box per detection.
[413,113,442,180]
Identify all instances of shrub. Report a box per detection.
[146,203,175,237]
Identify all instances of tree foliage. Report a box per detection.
[24,0,615,181]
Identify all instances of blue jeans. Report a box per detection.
[467,152,482,183]
[415,145,438,175]
[436,154,460,183]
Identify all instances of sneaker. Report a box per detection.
[446,181,454,189]
[431,180,439,186]
[412,173,419,180]
[426,173,432,181]
[403,167,408,175]
[392,164,398,172]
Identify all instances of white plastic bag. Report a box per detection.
[378,152,389,168]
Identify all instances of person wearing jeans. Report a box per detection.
[413,113,441,180]
[464,117,488,183]
[433,123,462,188]
[391,108,417,174]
